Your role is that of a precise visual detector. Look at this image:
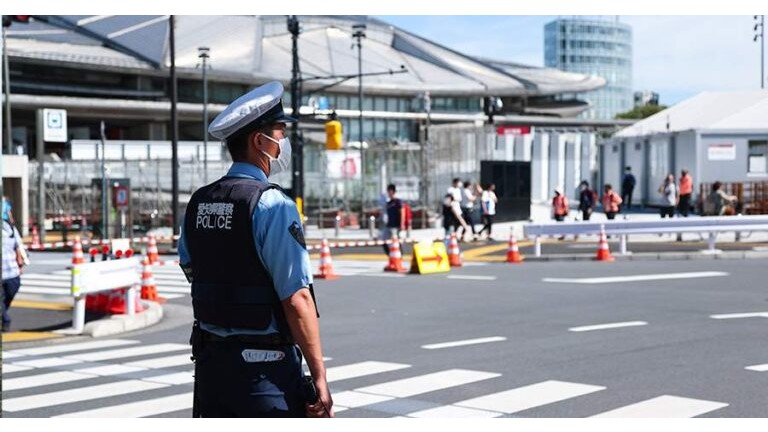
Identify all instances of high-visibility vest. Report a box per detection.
[679,175,693,195]
[553,195,569,216]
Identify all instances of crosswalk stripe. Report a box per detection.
[63,343,189,362]
[421,337,506,350]
[77,364,147,376]
[9,357,83,368]
[152,286,190,294]
[591,395,728,418]
[745,363,768,372]
[332,390,395,408]
[125,353,192,369]
[3,371,94,391]
[327,361,411,383]
[54,392,194,418]
[354,369,501,398]
[3,380,168,412]
[16,287,70,295]
[408,405,502,418]
[157,293,185,300]
[2,364,33,373]
[454,380,606,414]
[21,273,71,281]
[6,339,138,357]
[142,370,195,385]
[19,280,71,287]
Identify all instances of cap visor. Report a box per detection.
[273,113,297,123]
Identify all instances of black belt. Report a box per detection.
[201,331,294,346]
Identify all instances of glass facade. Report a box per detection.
[544,18,633,120]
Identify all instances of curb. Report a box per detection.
[55,301,164,338]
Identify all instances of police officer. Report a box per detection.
[179,81,333,418]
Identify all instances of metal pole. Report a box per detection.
[100,121,107,240]
[170,16,180,249]
[36,109,46,243]
[762,16,765,89]
[199,47,210,184]
[421,92,431,229]
[288,16,303,207]
[2,25,11,154]
[353,24,366,217]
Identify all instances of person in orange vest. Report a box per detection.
[678,169,693,217]
[551,187,570,222]
[601,184,623,220]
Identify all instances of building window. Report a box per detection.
[748,140,768,173]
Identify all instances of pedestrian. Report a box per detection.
[179,81,333,418]
[621,166,636,210]
[678,169,693,217]
[478,183,498,241]
[578,180,597,221]
[658,173,677,219]
[602,184,622,220]
[2,197,27,333]
[706,181,738,216]
[381,184,405,256]
[442,193,457,237]
[551,187,569,222]
[458,181,477,241]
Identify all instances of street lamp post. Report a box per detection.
[352,23,366,216]
[756,15,765,89]
[198,47,210,184]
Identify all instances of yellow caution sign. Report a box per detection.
[409,241,451,274]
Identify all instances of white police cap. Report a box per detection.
[208,81,296,141]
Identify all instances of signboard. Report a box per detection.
[707,144,736,161]
[113,185,130,209]
[326,151,361,179]
[409,241,450,275]
[71,257,140,297]
[496,125,531,136]
[43,109,68,142]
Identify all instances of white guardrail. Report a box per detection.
[523,215,768,256]
[70,257,141,333]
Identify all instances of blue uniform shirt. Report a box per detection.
[179,162,313,336]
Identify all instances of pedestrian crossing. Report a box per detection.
[1,337,732,418]
[19,266,190,300]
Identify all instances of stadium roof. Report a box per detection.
[8,15,606,97]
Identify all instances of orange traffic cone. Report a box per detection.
[71,236,85,265]
[314,239,339,280]
[384,234,407,272]
[595,225,615,262]
[106,288,146,314]
[147,235,159,265]
[31,226,42,250]
[506,232,524,263]
[448,233,463,267]
[140,257,166,303]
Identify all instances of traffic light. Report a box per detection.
[2,15,31,27]
[325,119,343,150]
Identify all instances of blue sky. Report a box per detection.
[378,16,763,106]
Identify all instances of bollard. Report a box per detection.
[534,235,542,257]
[708,232,716,252]
[369,216,376,239]
[89,247,98,263]
[101,245,110,261]
[620,235,628,255]
[334,215,341,239]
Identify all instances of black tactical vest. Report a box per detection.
[184,176,290,333]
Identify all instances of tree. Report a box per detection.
[615,104,668,119]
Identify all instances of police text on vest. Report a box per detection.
[196,202,234,230]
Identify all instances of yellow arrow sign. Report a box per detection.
[410,241,451,274]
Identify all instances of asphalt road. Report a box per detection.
[3,257,768,417]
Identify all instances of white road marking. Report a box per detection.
[2,364,33,373]
[446,275,497,281]
[125,353,193,369]
[333,391,394,409]
[3,371,96,391]
[409,405,502,418]
[745,363,768,372]
[63,343,189,362]
[710,312,768,319]
[455,380,605,414]
[421,336,506,350]
[569,321,648,332]
[543,271,728,284]
[142,370,195,385]
[3,380,168,412]
[327,361,411,383]
[10,358,83,368]
[355,369,500,398]
[6,339,138,357]
[360,273,408,278]
[55,392,193,418]
[591,395,728,418]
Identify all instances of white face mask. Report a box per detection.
[259,133,292,176]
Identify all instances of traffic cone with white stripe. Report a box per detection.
[314,239,339,280]
[448,232,463,267]
[140,257,166,303]
[384,233,407,273]
[71,236,85,265]
[31,225,42,250]
[506,231,524,263]
[595,225,615,262]
[147,235,159,265]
